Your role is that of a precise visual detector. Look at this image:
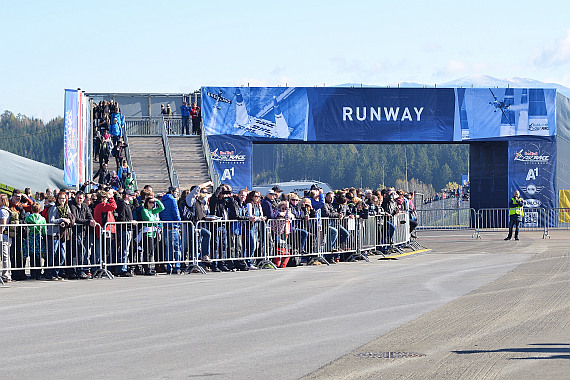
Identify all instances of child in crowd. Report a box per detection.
[23,203,47,280]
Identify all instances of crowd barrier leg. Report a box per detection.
[93,230,114,279]
[186,223,207,274]
[256,223,277,270]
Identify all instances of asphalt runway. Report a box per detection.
[1,230,568,379]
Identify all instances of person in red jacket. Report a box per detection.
[93,189,117,273]
[190,102,201,135]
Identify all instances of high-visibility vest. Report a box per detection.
[508,197,524,217]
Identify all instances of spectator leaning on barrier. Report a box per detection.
[93,189,118,274]
[505,190,524,241]
[23,202,47,280]
[160,186,183,274]
[261,190,278,219]
[45,191,76,280]
[69,191,97,280]
[114,190,138,277]
[209,185,232,272]
[139,195,164,276]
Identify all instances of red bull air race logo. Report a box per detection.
[513,149,549,164]
[210,143,246,163]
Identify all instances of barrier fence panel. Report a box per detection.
[104,220,198,276]
[0,223,104,282]
[475,208,547,238]
[355,216,378,257]
[544,208,570,233]
[416,208,476,231]
[194,219,271,272]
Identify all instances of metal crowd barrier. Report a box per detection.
[543,208,570,237]
[0,223,105,283]
[1,212,418,283]
[474,208,547,239]
[416,208,476,231]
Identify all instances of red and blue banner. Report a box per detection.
[64,89,87,187]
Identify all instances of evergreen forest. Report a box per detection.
[253,143,469,194]
[0,111,64,168]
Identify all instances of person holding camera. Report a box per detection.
[45,191,76,280]
[505,190,524,241]
[139,195,165,275]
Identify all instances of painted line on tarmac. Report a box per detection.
[380,248,431,260]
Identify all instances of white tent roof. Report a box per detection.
[0,149,66,192]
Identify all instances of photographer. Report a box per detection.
[505,190,524,241]
[45,191,76,280]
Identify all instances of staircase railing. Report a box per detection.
[200,123,220,189]
[122,129,138,189]
[161,116,179,189]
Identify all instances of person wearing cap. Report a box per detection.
[113,190,139,276]
[160,186,182,274]
[261,190,279,219]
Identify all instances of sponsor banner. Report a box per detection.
[64,89,79,186]
[207,135,252,191]
[456,88,556,140]
[508,139,556,226]
[202,87,455,142]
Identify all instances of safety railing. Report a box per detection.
[160,118,179,189]
[0,212,417,283]
[416,208,475,230]
[124,117,163,136]
[543,208,570,236]
[474,208,547,239]
[163,116,183,135]
[0,222,106,284]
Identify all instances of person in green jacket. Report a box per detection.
[140,196,164,275]
[23,203,47,280]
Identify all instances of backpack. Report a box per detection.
[41,204,52,221]
[1,206,20,238]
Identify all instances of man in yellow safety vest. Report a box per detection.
[505,190,524,241]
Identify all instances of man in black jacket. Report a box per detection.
[225,189,251,271]
[70,191,97,279]
[113,190,138,276]
[208,185,232,272]
[93,163,111,186]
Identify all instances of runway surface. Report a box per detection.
[1,230,568,379]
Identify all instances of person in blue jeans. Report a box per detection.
[160,187,182,274]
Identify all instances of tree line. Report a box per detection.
[0,111,64,169]
[253,143,469,195]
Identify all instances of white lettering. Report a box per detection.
[526,168,538,181]
[356,107,367,121]
[370,107,381,121]
[221,168,233,181]
[343,107,353,121]
[414,107,424,121]
[384,107,400,121]
[401,107,412,121]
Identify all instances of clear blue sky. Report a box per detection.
[2,0,570,121]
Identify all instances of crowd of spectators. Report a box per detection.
[0,181,418,283]
[92,100,133,191]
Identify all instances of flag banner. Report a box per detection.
[64,89,79,186]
